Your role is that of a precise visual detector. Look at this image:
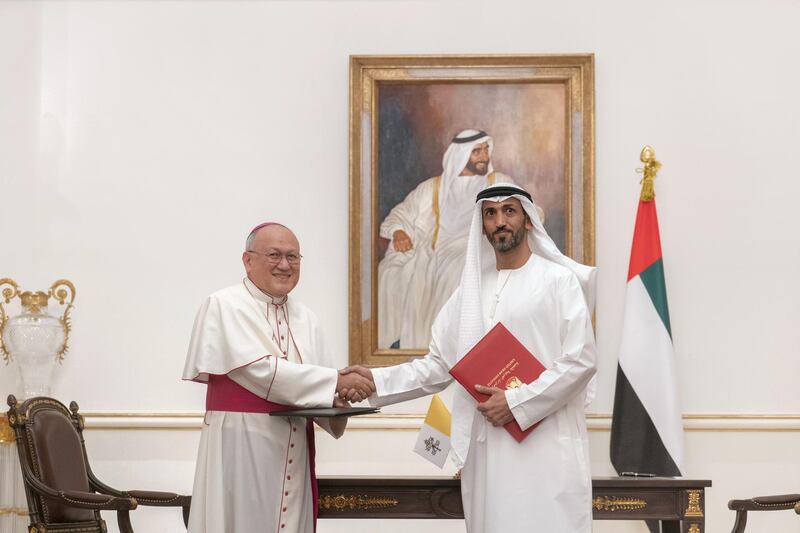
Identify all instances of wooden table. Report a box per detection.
[318,476,711,532]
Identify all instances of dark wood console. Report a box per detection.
[318,476,711,532]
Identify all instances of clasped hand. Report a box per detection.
[475,384,514,426]
[334,370,515,425]
[336,365,375,403]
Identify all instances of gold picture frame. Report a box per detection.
[349,54,595,367]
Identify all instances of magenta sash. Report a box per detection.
[205,375,319,530]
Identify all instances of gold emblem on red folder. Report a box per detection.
[505,376,523,389]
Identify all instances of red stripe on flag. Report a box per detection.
[627,199,663,281]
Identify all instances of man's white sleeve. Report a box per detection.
[504,273,597,430]
[369,318,454,407]
[229,357,337,408]
[379,181,427,242]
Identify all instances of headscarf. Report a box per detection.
[438,129,494,233]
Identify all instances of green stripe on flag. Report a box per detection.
[638,258,672,339]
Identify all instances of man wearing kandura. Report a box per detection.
[377,129,515,349]
[343,183,598,532]
[183,222,375,533]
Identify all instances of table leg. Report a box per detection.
[682,519,704,532]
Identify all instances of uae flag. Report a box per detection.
[610,193,683,503]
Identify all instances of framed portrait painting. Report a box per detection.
[349,54,595,366]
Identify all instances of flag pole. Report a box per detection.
[637,145,662,202]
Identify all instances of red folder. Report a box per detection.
[449,322,546,442]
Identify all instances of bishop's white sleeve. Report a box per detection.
[228,357,338,409]
[504,273,597,430]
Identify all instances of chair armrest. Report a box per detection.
[127,490,191,508]
[728,494,800,511]
[89,470,191,510]
[19,466,137,513]
[44,489,138,511]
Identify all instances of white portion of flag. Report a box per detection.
[413,424,451,468]
[618,275,684,470]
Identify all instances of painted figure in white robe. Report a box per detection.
[183,223,374,533]
[378,129,514,349]
[344,183,597,533]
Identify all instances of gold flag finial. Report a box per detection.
[637,145,662,202]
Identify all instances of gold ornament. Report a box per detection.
[637,145,662,202]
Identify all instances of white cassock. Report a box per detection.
[378,169,514,349]
[371,183,597,533]
[183,278,342,533]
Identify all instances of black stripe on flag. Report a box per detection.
[610,366,681,475]
[611,366,681,533]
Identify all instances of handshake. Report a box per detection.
[335,366,375,403]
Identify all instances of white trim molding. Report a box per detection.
[80,413,800,432]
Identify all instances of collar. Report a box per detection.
[243,277,288,306]
[494,252,536,274]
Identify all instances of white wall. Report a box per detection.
[1,1,799,532]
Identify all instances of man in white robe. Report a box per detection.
[183,222,374,533]
[345,183,597,532]
[378,129,514,349]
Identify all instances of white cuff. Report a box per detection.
[371,367,388,397]
[506,388,534,431]
[380,224,404,241]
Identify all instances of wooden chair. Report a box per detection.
[6,394,191,533]
[728,493,800,532]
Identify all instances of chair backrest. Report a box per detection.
[7,395,99,525]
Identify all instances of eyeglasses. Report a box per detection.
[247,250,303,265]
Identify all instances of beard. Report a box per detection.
[487,225,527,252]
[465,159,489,175]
